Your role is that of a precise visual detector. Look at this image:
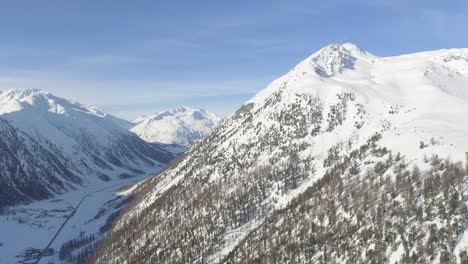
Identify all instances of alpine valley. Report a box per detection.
[0,88,176,209]
[0,89,189,263]
[92,44,468,264]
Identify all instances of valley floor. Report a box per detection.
[0,170,157,264]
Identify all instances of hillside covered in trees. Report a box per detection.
[92,44,468,264]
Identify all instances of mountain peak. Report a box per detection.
[3,88,50,100]
[131,107,221,146]
[173,106,191,112]
[305,43,371,77]
[319,43,362,53]
[0,88,84,116]
[167,106,211,115]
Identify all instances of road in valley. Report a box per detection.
[29,176,146,264]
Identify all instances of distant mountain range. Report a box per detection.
[93,44,468,264]
[0,89,175,209]
[131,106,221,147]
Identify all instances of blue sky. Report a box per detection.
[0,0,467,119]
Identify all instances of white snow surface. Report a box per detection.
[249,43,468,161]
[131,106,221,146]
[0,88,132,152]
[0,170,156,264]
[122,43,468,263]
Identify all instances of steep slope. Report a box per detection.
[0,118,81,208]
[93,44,468,264]
[131,107,221,147]
[0,89,174,208]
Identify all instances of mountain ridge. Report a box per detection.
[0,89,175,209]
[131,106,221,147]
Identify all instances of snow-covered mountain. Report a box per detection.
[94,44,468,264]
[0,89,174,209]
[131,106,221,147]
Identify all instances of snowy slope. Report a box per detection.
[131,106,221,146]
[94,44,468,264]
[247,43,468,162]
[0,89,174,208]
[0,117,81,208]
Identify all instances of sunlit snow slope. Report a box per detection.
[131,106,221,147]
[94,44,468,264]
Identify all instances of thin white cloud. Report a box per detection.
[0,69,267,118]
